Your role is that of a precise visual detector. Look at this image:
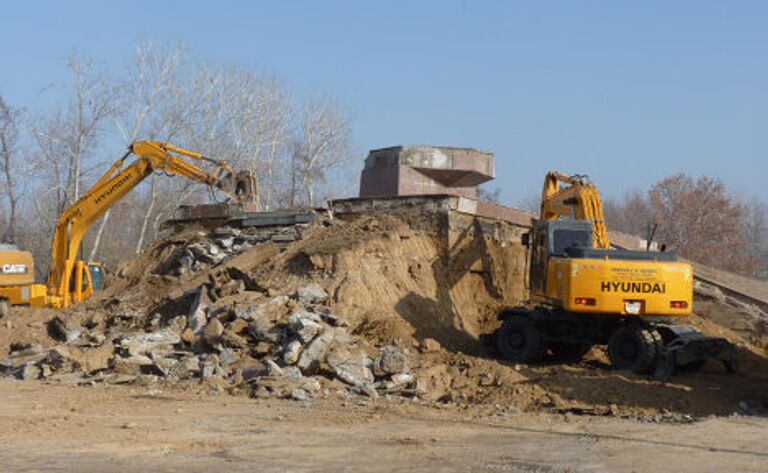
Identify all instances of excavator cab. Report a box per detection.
[68,261,94,303]
[528,219,594,296]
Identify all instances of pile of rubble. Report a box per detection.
[177,223,310,275]
[1,283,417,401]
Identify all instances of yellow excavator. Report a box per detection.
[494,171,736,380]
[0,141,255,314]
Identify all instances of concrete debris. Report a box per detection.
[288,311,323,343]
[375,346,410,376]
[188,287,212,335]
[390,373,414,386]
[0,216,444,404]
[217,236,235,249]
[327,346,375,388]
[49,316,82,343]
[297,328,341,374]
[248,319,282,343]
[21,363,42,380]
[170,355,201,379]
[1,344,47,371]
[296,284,328,306]
[203,318,224,347]
[120,329,180,356]
[420,338,442,353]
[282,339,302,365]
[236,296,288,321]
[265,358,284,376]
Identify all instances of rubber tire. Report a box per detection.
[496,316,545,363]
[550,342,592,362]
[607,325,661,374]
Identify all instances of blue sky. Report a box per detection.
[1,1,766,204]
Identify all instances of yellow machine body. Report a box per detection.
[0,246,47,308]
[494,171,735,380]
[543,257,693,316]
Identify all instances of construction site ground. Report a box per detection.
[2,380,768,473]
[1,206,767,471]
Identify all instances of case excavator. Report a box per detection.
[0,141,256,314]
[494,172,736,380]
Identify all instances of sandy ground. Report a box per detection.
[1,380,766,473]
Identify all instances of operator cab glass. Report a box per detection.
[540,220,679,262]
[88,264,104,291]
[545,220,594,257]
[551,228,592,256]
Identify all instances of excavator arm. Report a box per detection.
[47,141,255,308]
[540,171,610,249]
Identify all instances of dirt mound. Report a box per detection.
[2,211,767,419]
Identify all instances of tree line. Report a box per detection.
[603,174,768,279]
[0,43,356,279]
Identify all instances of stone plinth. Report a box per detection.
[359,146,494,199]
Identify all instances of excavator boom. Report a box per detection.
[46,141,256,308]
[540,171,610,249]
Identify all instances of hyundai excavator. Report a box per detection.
[0,141,256,314]
[494,171,736,380]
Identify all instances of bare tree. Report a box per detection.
[0,96,22,242]
[649,174,752,273]
[28,57,118,271]
[30,58,118,212]
[743,200,768,279]
[290,99,353,207]
[603,190,652,236]
[108,42,188,255]
[116,59,293,252]
[515,191,541,214]
[8,43,359,271]
[477,185,503,204]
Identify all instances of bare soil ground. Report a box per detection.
[1,380,767,472]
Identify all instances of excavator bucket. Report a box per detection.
[653,325,738,381]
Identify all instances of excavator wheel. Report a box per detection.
[550,342,592,362]
[607,325,661,374]
[496,315,545,363]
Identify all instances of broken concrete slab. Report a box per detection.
[288,312,323,343]
[48,316,82,343]
[375,346,410,376]
[296,284,328,306]
[188,286,212,335]
[236,295,289,321]
[327,346,375,388]
[297,328,346,374]
[21,364,42,380]
[203,318,224,347]
[1,344,47,371]
[119,329,180,356]
[282,339,302,365]
[170,355,201,379]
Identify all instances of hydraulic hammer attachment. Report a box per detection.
[653,325,738,381]
[215,170,259,205]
